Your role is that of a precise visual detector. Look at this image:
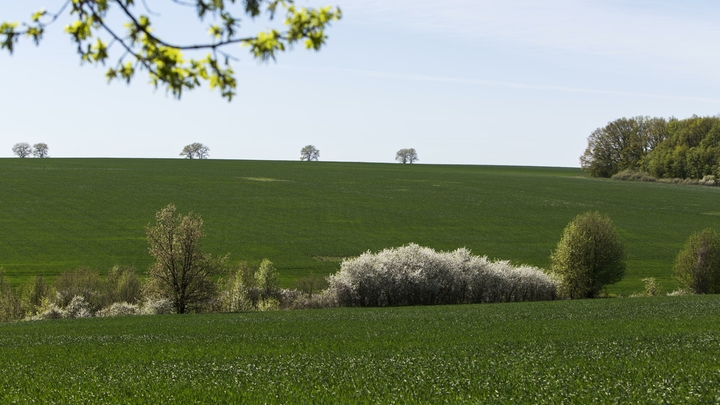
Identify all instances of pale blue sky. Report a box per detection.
[2,0,720,166]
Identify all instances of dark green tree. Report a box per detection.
[550,211,626,298]
[1,1,341,101]
[674,229,720,294]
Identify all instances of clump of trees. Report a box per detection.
[395,148,418,164]
[180,143,210,159]
[300,145,320,161]
[11,142,50,158]
[328,244,558,307]
[581,115,720,180]
[674,229,720,294]
[550,211,626,298]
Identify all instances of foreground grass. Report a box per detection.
[1,296,719,403]
[2,158,720,293]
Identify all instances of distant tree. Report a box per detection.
[32,143,49,158]
[300,145,320,161]
[395,148,418,164]
[12,143,32,158]
[580,117,650,177]
[674,229,720,294]
[550,211,626,298]
[146,204,225,314]
[180,143,210,159]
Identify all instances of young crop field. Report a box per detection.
[1,158,720,294]
[1,295,719,403]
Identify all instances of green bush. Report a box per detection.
[103,266,141,305]
[550,212,626,298]
[674,229,720,294]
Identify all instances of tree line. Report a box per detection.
[581,115,720,180]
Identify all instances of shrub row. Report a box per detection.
[612,170,718,186]
[327,244,559,307]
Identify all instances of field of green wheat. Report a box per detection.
[1,295,718,403]
[2,158,720,294]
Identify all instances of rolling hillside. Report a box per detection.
[2,158,719,294]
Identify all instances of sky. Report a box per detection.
[2,0,720,166]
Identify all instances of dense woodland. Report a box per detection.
[581,115,720,179]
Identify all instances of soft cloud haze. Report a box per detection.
[2,1,719,166]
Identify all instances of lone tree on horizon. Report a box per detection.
[12,143,32,158]
[32,143,49,158]
[300,145,320,161]
[180,143,210,159]
[396,148,418,164]
[1,1,341,101]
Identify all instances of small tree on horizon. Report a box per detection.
[180,143,210,159]
[32,143,49,158]
[550,211,626,298]
[12,143,32,158]
[395,148,418,164]
[300,145,320,161]
[674,229,720,294]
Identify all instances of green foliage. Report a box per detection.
[1,296,720,402]
[146,204,225,314]
[674,229,720,294]
[2,1,341,100]
[19,275,53,317]
[103,266,141,305]
[551,211,626,298]
[640,277,661,297]
[217,259,280,312]
[255,259,280,297]
[582,115,720,180]
[54,268,103,310]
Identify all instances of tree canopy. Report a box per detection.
[300,145,319,161]
[581,115,720,179]
[1,1,341,101]
[395,148,418,164]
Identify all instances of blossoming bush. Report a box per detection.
[328,244,558,307]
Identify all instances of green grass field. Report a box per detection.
[1,295,719,403]
[2,158,720,294]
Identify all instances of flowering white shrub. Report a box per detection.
[328,244,558,307]
[278,288,339,310]
[37,304,63,320]
[63,295,92,318]
[96,302,140,317]
[139,297,175,315]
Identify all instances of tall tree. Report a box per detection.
[1,1,341,101]
[146,204,225,314]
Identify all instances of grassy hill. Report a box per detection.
[1,295,719,403]
[2,158,720,294]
